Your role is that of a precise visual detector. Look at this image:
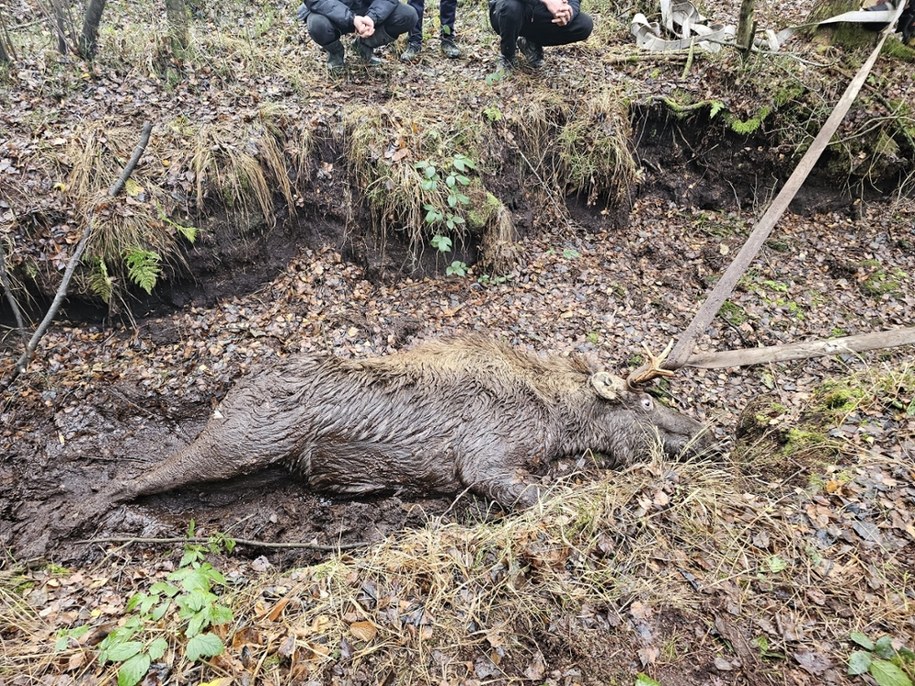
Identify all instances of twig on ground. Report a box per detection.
[78,534,370,552]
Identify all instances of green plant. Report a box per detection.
[562,248,581,260]
[124,247,162,295]
[88,259,115,303]
[417,153,474,232]
[430,234,452,253]
[446,260,468,277]
[98,621,169,686]
[483,105,503,122]
[54,625,91,651]
[89,526,235,686]
[848,632,914,686]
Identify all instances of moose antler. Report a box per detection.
[626,339,676,388]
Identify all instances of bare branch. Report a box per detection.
[683,327,915,369]
[78,534,369,552]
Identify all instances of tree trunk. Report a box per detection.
[49,0,71,54]
[736,0,756,56]
[165,0,191,53]
[0,31,10,65]
[79,0,107,59]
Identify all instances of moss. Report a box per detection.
[719,300,749,326]
[815,381,866,415]
[859,263,904,297]
[880,38,915,63]
[782,428,830,456]
[466,191,502,230]
[728,106,771,135]
[773,82,805,108]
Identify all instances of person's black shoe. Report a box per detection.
[517,36,543,68]
[355,39,383,66]
[440,36,461,58]
[325,41,345,73]
[400,42,422,61]
[495,54,516,75]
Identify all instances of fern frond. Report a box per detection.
[87,259,114,304]
[124,247,162,295]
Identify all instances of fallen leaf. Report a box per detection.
[349,621,377,642]
[793,649,832,675]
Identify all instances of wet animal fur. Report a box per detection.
[109,337,708,509]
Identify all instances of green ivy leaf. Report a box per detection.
[850,632,875,651]
[848,651,872,675]
[430,235,452,252]
[147,637,169,662]
[635,674,662,686]
[186,633,225,662]
[201,564,226,585]
[869,658,913,686]
[117,652,151,686]
[186,610,209,638]
[105,640,144,663]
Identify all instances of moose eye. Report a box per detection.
[640,396,654,411]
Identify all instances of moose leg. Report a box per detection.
[468,472,542,510]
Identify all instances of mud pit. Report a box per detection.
[2,183,914,566]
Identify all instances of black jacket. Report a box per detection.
[299,0,400,30]
[488,0,583,21]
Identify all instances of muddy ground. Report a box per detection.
[2,169,913,566]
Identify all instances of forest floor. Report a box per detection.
[1,0,915,684]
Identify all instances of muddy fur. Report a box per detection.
[107,337,708,510]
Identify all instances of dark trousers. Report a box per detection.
[488,0,592,58]
[405,0,457,44]
[307,3,418,47]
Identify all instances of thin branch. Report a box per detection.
[78,534,370,552]
[2,122,153,390]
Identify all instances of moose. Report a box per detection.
[103,336,709,510]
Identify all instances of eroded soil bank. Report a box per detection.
[2,182,913,563]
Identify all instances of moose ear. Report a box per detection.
[590,372,627,400]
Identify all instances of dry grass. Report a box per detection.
[344,103,503,264]
[506,85,638,213]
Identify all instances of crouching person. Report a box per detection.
[488,0,592,72]
[297,0,418,72]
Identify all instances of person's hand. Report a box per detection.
[542,0,572,25]
[353,15,375,37]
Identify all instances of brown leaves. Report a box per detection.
[348,620,377,642]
